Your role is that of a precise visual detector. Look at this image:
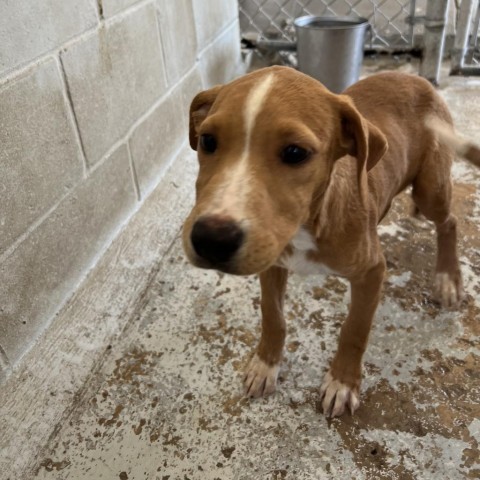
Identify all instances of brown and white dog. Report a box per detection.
[182,66,464,417]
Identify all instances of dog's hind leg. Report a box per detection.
[412,148,463,307]
[244,266,288,398]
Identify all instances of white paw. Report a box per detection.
[434,272,463,308]
[244,354,279,398]
[319,372,360,417]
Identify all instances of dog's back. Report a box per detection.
[342,72,455,219]
[345,71,453,126]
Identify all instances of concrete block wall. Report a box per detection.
[0,0,241,381]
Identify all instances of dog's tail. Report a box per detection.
[425,115,480,168]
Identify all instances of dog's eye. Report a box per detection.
[281,145,310,165]
[200,134,217,154]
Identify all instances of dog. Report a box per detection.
[182,66,464,417]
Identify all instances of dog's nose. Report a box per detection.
[191,216,244,264]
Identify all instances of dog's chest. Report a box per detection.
[276,228,333,276]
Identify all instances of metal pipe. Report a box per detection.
[419,0,450,85]
[451,65,480,75]
[256,38,296,51]
[450,0,476,73]
[407,0,417,46]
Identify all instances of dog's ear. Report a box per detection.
[335,96,388,172]
[189,85,223,150]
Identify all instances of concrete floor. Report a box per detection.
[1,61,480,480]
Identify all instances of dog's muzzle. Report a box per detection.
[190,215,244,266]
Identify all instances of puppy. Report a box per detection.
[182,66,463,417]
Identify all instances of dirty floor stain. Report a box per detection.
[29,64,480,480]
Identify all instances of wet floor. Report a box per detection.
[5,63,480,480]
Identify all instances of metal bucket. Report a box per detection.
[294,15,369,93]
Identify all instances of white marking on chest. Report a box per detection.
[210,74,275,217]
[277,227,334,276]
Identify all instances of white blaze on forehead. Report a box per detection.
[242,73,275,153]
[209,73,275,218]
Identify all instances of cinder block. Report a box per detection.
[199,22,242,87]
[61,4,167,167]
[129,67,203,196]
[0,58,84,256]
[101,0,141,18]
[156,0,197,85]
[0,0,98,76]
[192,0,238,50]
[0,145,136,365]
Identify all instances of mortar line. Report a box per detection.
[153,3,170,87]
[126,141,141,201]
[196,17,240,59]
[57,55,89,177]
[0,190,72,264]
[0,344,12,372]
[140,140,191,202]
[96,0,104,19]
[0,27,99,88]
[101,0,154,26]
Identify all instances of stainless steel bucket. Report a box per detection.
[294,15,369,93]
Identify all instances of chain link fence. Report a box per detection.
[239,0,480,78]
[239,0,427,50]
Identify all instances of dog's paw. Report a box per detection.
[319,371,360,417]
[244,354,279,398]
[434,272,463,308]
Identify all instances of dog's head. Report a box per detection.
[182,66,387,275]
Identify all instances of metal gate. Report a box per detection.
[239,0,480,81]
[451,0,480,73]
[238,0,425,51]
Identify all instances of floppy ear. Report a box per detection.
[189,85,223,150]
[335,96,388,173]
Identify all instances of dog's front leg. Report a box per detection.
[244,266,288,398]
[320,256,386,417]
